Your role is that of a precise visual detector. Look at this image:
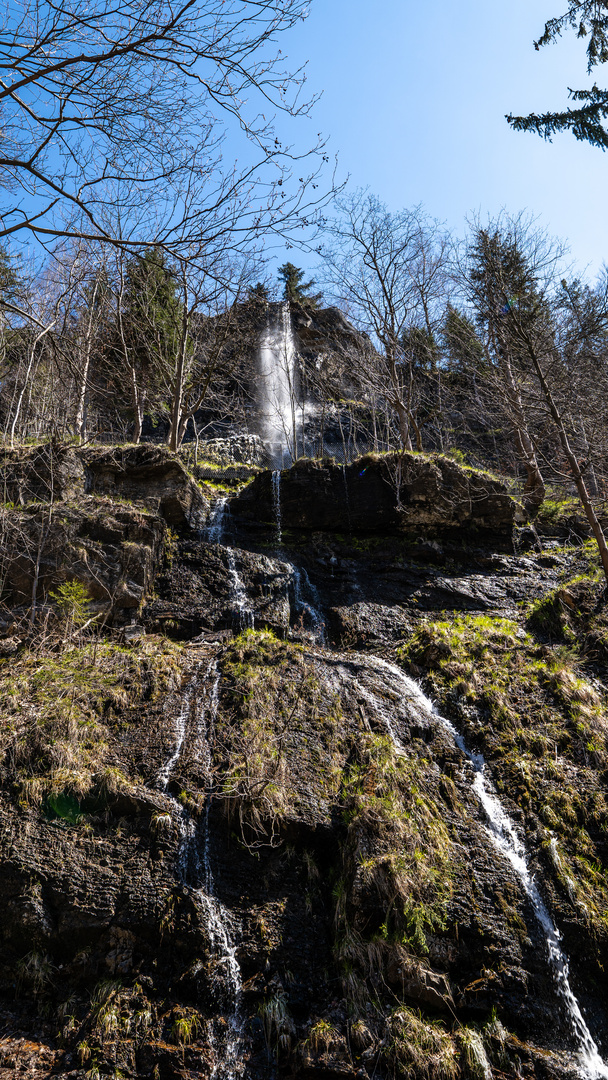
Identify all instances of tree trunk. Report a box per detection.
[130,368,144,445]
[529,348,608,587]
[498,347,545,517]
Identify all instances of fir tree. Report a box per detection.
[0,247,20,309]
[507,2,608,148]
[278,262,323,308]
[442,305,485,373]
[247,282,271,303]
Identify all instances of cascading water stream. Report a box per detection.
[157,664,244,1079]
[226,550,254,631]
[206,497,254,631]
[355,654,608,1079]
[207,496,228,544]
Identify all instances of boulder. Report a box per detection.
[84,445,209,530]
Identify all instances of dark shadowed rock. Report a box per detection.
[231,453,515,545]
[1,500,165,623]
[147,539,294,637]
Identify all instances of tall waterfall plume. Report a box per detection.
[258,301,299,466]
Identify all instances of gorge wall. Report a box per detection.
[0,444,607,1080]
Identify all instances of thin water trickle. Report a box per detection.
[272,469,282,545]
[207,497,228,544]
[227,549,254,631]
[157,664,244,1079]
[291,564,326,644]
[157,676,198,791]
[205,497,254,631]
[360,655,608,1079]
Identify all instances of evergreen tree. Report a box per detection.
[442,305,485,373]
[278,263,323,308]
[0,247,19,309]
[466,225,547,514]
[507,2,608,148]
[108,247,186,440]
[401,325,440,373]
[247,282,271,303]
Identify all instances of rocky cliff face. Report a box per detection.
[233,453,516,543]
[0,445,607,1080]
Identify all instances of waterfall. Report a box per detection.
[157,665,244,1079]
[360,655,608,1079]
[272,469,282,545]
[205,496,254,630]
[157,674,198,790]
[258,302,298,466]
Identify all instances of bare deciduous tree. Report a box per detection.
[0,0,331,261]
[320,193,452,451]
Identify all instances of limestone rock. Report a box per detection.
[147,539,293,637]
[0,442,84,504]
[1,501,165,623]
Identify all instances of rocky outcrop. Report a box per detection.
[198,434,267,467]
[84,445,209,530]
[0,631,603,1079]
[0,442,209,528]
[232,453,516,544]
[1,440,607,1080]
[147,539,293,638]
[291,303,372,399]
[1,500,165,623]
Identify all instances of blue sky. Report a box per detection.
[268,0,607,281]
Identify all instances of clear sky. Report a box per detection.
[269,0,608,281]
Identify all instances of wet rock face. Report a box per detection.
[85,445,209,530]
[1,444,608,1080]
[0,641,563,1076]
[232,454,515,544]
[147,539,294,637]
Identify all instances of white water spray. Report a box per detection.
[258,302,298,466]
[358,655,608,1079]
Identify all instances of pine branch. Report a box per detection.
[506,85,608,150]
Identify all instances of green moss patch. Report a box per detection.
[398,614,608,937]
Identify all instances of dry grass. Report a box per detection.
[0,634,182,809]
